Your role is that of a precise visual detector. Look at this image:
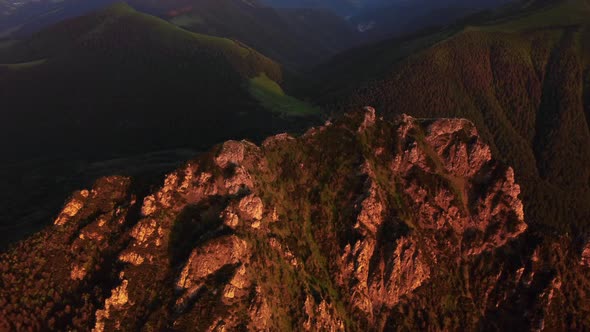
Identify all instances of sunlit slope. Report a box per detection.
[315,0,590,231]
[248,74,320,116]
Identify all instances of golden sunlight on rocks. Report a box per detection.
[140,195,157,216]
[2,110,549,331]
[54,192,87,225]
[70,264,87,281]
[215,141,246,169]
[238,194,264,221]
[94,280,130,332]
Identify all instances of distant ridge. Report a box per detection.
[1,0,362,68]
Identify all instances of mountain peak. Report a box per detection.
[0,109,538,330]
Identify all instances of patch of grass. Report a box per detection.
[248,73,321,116]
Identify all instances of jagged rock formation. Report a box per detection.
[1,108,589,331]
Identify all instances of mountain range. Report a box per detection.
[0,0,361,68]
[0,0,525,66]
[2,0,590,330]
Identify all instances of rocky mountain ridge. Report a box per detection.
[1,108,589,330]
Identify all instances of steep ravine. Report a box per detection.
[1,108,589,331]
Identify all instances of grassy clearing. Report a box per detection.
[248,73,321,116]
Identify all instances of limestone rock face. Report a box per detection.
[336,113,527,326]
[1,108,586,331]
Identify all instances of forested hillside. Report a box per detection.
[313,0,590,232]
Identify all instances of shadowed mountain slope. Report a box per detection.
[0,2,322,157]
[0,3,320,249]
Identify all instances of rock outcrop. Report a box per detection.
[1,108,588,331]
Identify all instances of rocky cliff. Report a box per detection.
[1,108,589,331]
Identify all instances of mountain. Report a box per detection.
[158,0,362,68]
[311,0,590,233]
[5,108,589,330]
[2,109,589,330]
[0,3,320,248]
[0,0,362,68]
[0,2,298,144]
[3,1,590,329]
